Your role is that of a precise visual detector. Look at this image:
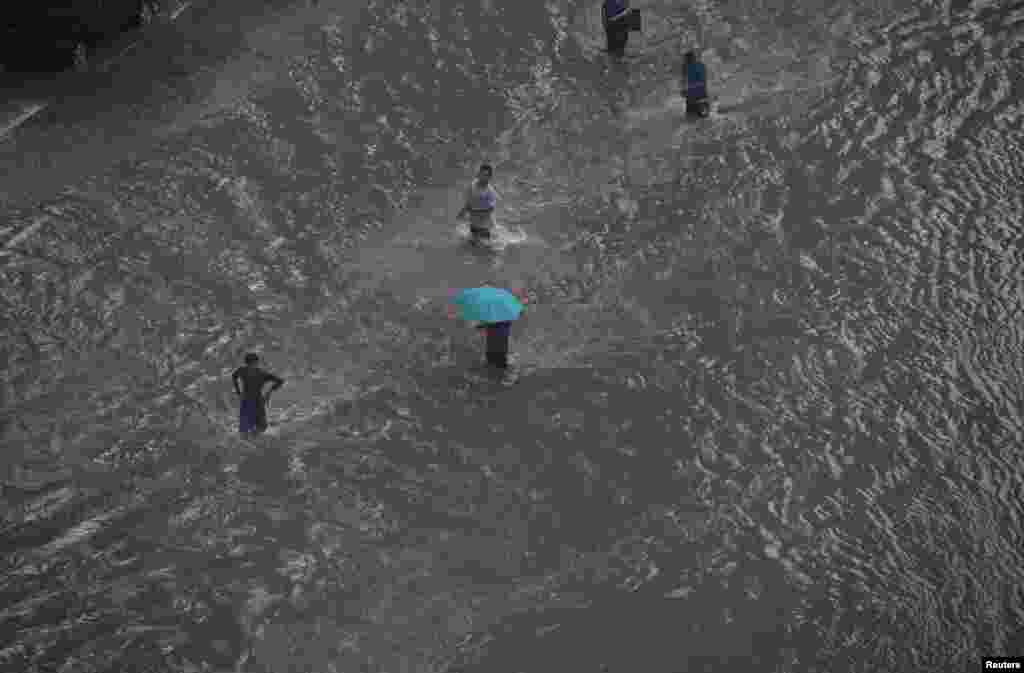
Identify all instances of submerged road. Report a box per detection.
[1,1,1023,672]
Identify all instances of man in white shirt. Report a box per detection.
[457,163,499,242]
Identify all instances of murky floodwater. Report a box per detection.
[2,0,1023,671]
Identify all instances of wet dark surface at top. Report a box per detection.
[1,0,1023,671]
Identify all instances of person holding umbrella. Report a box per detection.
[450,286,525,371]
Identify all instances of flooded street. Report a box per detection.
[2,0,1023,671]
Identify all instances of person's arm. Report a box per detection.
[231,369,242,396]
[265,373,285,397]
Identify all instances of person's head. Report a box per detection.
[476,163,493,185]
[684,50,697,65]
[244,353,259,366]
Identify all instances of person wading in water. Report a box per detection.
[477,320,512,370]
[683,49,710,117]
[602,0,632,57]
[231,353,284,435]
[457,163,499,244]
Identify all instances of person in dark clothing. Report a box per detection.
[477,321,512,369]
[602,0,631,57]
[231,353,284,434]
[683,50,710,117]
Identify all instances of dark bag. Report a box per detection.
[686,97,711,118]
[627,8,642,31]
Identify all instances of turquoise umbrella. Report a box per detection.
[452,287,524,323]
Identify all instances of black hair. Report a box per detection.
[684,50,697,64]
[244,353,259,364]
[479,163,493,174]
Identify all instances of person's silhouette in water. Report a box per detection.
[477,320,512,370]
[231,353,284,434]
[683,50,710,117]
[602,0,631,57]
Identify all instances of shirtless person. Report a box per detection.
[231,353,284,435]
[457,163,499,243]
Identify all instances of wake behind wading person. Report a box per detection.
[231,353,284,435]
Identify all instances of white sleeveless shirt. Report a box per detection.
[464,182,499,229]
